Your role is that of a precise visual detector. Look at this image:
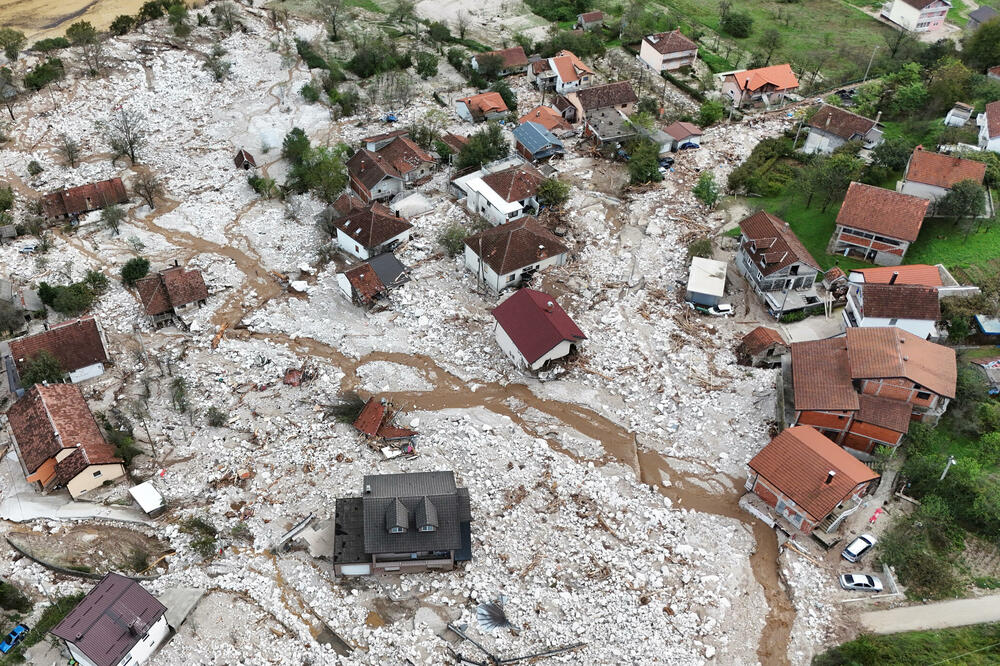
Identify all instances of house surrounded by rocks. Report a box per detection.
[135,264,209,328]
[42,178,130,220]
[491,288,586,371]
[460,162,546,226]
[337,252,408,307]
[5,316,109,391]
[558,81,637,123]
[463,218,569,292]
[735,211,821,315]
[722,64,799,108]
[329,202,413,260]
[737,326,787,368]
[455,92,509,122]
[470,46,529,76]
[346,149,405,203]
[530,50,594,94]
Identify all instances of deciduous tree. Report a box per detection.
[20,350,64,387]
[133,171,164,208]
[102,204,126,235]
[101,108,147,164]
[0,28,26,61]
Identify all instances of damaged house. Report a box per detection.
[463,218,569,292]
[470,46,529,76]
[529,49,594,93]
[722,64,799,108]
[737,326,787,368]
[557,81,637,124]
[336,252,409,307]
[491,289,586,371]
[42,178,130,221]
[6,383,126,499]
[374,136,436,184]
[328,202,413,260]
[135,265,209,329]
[455,92,509,123]
[460,162,546,227]
[5,316,110,391]
[332,471,473,576]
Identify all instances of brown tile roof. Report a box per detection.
[825,267,847,283]
[748,425,879,522]
[519,106,572,132]
[730,64,799,92]
[574,81,637,110]
[440,132,469,153]
[377,136,434,176]
[360,128,408,145]
[343,264,386,304]
[233,149,257,168]
[579,10,603,22]
[475,46,528,70]
[905,149,986,189]
[738,210,820,276]
[9,316,107,376]
[347,149,402,191]
[808,104,878,141]
[6,384,120,476]
[663,121,702,140]
[42,178,129,219]
[861,283,941,320]
[644,30,697,55]
[835,182,928,243]
[464,218,568,275]
[135,266,208,316]
[353,398,386,436]
[480,163,546,203]
[551,50,593,84]
[457,92,508,119]
[851,265,942,287]
[333,204,413,250]
[856,394,911,434]
[985,100,1000,139]
[740,326,787,357]
[846,326,957,398]
[332,193,367,217]
[791,337,858,412]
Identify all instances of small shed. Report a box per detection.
[685,256,727,306]
[234,148,257,170]
[737,326,788,368]
[128,482,166,517]
[974,315,1000,337]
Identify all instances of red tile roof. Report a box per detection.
[519,106,573,132]
[457,92,508,119]
[579,10,603,22]
[475,46,528,70]
[860,283,941,321]
[481,163,546,203]
[51,573,166,666]
[347,149,402,191]
[644,30,697,55]
[808,104,879,141]
[824,267,847,283]
[846,326,956,398]
[343,264,386,304]
[985,100,1000,139]
[353,398,386,437]
[856,394,911,434]
[9,316,107,376]
[989,66,1000,78]
[551,50,593,84]
[440,133,469,153]
[377,136,435,176]
[135,266,208,316]
[663,121,702,140]
[730,64,799,92]
[333,203,413,250]
[491,289,586,364]
[905,149,986,189]
[332,193,368,217]
[42,178,129,219]
[233,149,257,168]
[851,265,942,287]
[464,218,568,275]
[835,182,928,243]
[360,129,409,145]
[748,425,879,522]
[740,326,786,357]
[791,337,858,412]
[738,210,820,276]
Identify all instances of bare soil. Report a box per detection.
[7,523,171,575]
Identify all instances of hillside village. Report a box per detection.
[0,0,998,664]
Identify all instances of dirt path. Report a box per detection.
[859,594,1000,635]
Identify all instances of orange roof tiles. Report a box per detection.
[475,46,528,70]
[851,265,942,287]
[663,121,702,140]
[731,64,799,92]
[333,204,413,250]
[377,136,434,176]
[748,425,879,522]
[791,338,859,411]
[457,92,508,118]
[42,178,129,219]
[740,326,787,357]
[905,149,987,189]
[846,327,956,399]
[519,106,572,132]
[860,283,941,321]
[551,50,593,84]
[9,316,107,376]
[985,100,1000,139]
[835,182,928,243]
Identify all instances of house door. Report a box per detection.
[866,249,878,262]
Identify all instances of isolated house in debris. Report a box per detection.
[843,282,941,340]
[560,81,637,123]
[346,149,405,203]
[463,218,569,292]
[737,326,787,368]
[899,148,988,203]
[944,102,974,127]
[336,252,408,307]
[471,46,529,76]
[6,316,110,391]
[455,92,509,123]
[491,289,586,371]
[746,425,879,534]
[518,105,573,134]
[723,64,799,108]
[330,203,413,260]
[979,100,1000,153]
[6,384,126,499]
[42,178,129,220]
[829,182,929,266]
[332,471,473,576]
[135,265,209,328]
[360,129,409,152]
[802,105,882,155]
[233,148,257,170]
[639,30,698,72]
[530,50,594,94]
[881,0,951,32]
[462,162,545,226]
[582,109,637,146]
[512,121,565,162]
[734,211,822,315]
[376,136,436,184]
[685,256,727,307]
[576,10,604,29]
[663,121,703,151]
[51,572,169,666]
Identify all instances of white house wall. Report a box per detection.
[802,130,844,155]
[898,180,948,201]
[530,339,572,370]
[464,247,567,292]
[120,615,170,665]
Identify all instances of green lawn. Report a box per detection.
[904,216,1000,270]
[948,0,969,26]
[814,623,1000,666]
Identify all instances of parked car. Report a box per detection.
[842,534,877,562]
[0,624,29,654]
[658,156,675,168]
[839,574,883,592]
[688,302,733,317]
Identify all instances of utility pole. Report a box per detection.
[863,45,879,83]
[940,455,956,481]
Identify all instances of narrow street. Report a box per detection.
[859,594,1000,634]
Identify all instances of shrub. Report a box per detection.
[0,581,32,612]
[206,406,227,427]
[295,39,328,70]
[627,139,662,185]
[231,521,252,541]
[110,15,136,35]
[439,223,468,257]
[27,160,43,176]
[34,37,70,52]
[490,80,517,113]
[300,82,320,102]
[415,51,438,79]
[121,257,150,286]
[686,237,713,261]
[537,178,570,207]
[52,282,95,316]
[446,47,466,71]
[698,100,724,127]
[23,58,64,91]
[180,517,218,558]
[721,12,753,38]
[456,121,509,170]
[84,270,109,295]
[692,172,720,207]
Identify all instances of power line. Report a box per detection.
[927,640,1000,665]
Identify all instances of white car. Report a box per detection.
[842,534,877,562]
[707,303,733,317]
[839,574,883,592]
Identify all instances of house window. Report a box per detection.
[419,525,436,532]
[93,470,102,478]
[389,526,406,534]
[916,391,931,400]
[889,318,898,325]
[507,274,516,282]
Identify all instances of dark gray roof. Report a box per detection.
[969,5,997,22]
[386,498,408,531]
[415,496,438,529]
[512,122,564,155]
[332,497,366,564]
[363,471,456,498]
[368,252,408,287]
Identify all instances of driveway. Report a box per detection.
[859,594,1000,634]
[0,451,151,524]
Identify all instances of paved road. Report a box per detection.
[859,594,1000,634]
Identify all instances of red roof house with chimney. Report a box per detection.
[6,316,110,390]
[134,264,209,328]
[42,178,129,220]
[329,202,413,260]
[829,181,929,266]
[899,149,988,211]
[734,210,821,315]
[491,289,586,371]
[463,218,569,292]
[346,149,405,203]
[745,425,879,534]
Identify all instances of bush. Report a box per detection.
[347,39,410,78]
[721,12,753,38]
[84,270,109,295]
[698,100,724,127]
[121,257,150,286]
[34,37,70,52]
[537,178,570,207]
[300,82,320,102]
[627,139,662,185]
[180,517,218,558]
[206,406,227,427]
[415,51,438,79]
[110,15,136,35]
[439,223,468,257]
[686,237,713,261]
[23,58,64,91]
[446,47,466,71]
[0,581,33,613]
[52,282,95,316]
[692,172,720,207]
[490,80,517,113]
[456,121,509,171]
[27,160,43,176]
[295,39,329,70]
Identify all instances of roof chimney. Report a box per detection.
[874,111,882,124]
[889,271,898,285]
[825,113,831,129]
[825,470,836,485]
[545,300,554,312]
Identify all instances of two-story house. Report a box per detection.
[530,50,594,94]
[734,211,822,315]
[376,136,435,184]
[639,30,698,72]
[558,81,637,123]
[722,64,799,108]
[455,92,509,123]
[979,100,1000,153]
[881,0,952,32]
[802,105,883,155]
[329,202,413,260]
[829,182,929,266]
[346,149,405,202]
[843,281,941,340]
[5,316,109,390]
[462,162,545,226]
[134,264,209,329]
[464,218,569,293]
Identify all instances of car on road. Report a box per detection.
[842,533,877,562]
[0,624,29,654]
[839,573,883,592]
[688,303,733,317]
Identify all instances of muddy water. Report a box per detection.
[239,331,795,664]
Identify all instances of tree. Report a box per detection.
[927,57,973,113]
[139,0,166,23]
[110,15,136,36]
[133,171,163,209]
[415,52,438,79]
[20,350,64,387]
[961,16,1000,70]
[758,28,781,66]
[204,43,231,81]
[317,0,347,41]
[476,54,504,80]
[870,137,912,171]
[693,172,720,208]
[52,283,95,316]
[102,205,126,235]
[0,299,24,335]
[81,40,107,75]
[456,121,509,170]
[0,28,26,61]
[438,223,468,257]
[490,80,517,113]
[698,100,724,127]
[718,0,733,20]
[537,178,570,207]
[627,139,662,184]
[805,151,864,211]
[65,21,97,46]
[0,67,19,120]
[168,3,191,38]
[883,27,915,59]
[428,21,451,46]
[299,145,350,202]
[121,257,150,286]
[84,270,109,295]
[282,127,310,164]
[101,108,147,164]
[720,12,753,38]
[456,11,469,40]
[937,179,986,233]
